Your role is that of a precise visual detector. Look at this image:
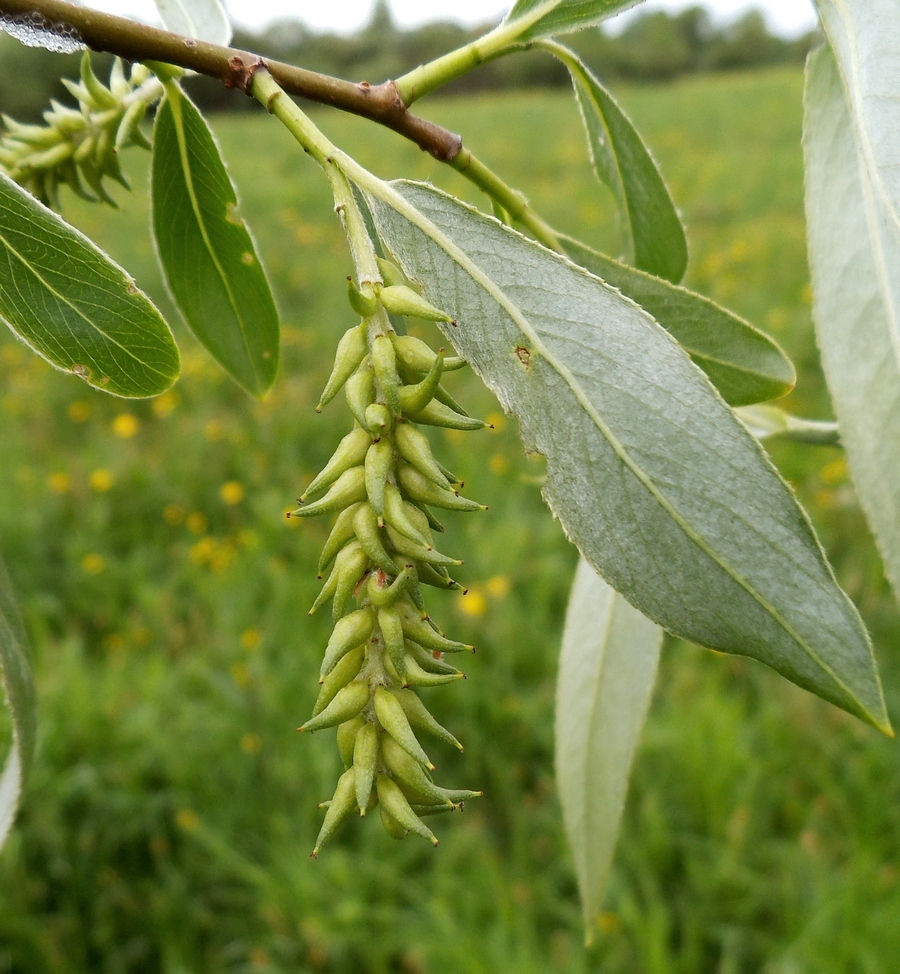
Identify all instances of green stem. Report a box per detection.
[450,149,564,253]
[394,1,558,105]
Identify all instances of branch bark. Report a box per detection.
[0,0,463,160]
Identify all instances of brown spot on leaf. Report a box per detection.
[515,346,532,370]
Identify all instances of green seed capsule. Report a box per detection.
[407,641,461,675]
[293,466,367,518]
[411,803,461,817]
[318,323,367,410]
[379,285,453,324]
[317,502,365,575]
[308,564,340,615]
[414,560,465,591]
[300,680,369,734]
[337,716,365,768]
[393,688,463,751]
[364,439,393,516]
[385,525,460,567]
[382,484,431,547]
[394,423,451,489]
[352,503,399,574]
[381,735,445,800]
[402,655,464,687]
[391,333,466,375]
[376,257,417,290]
[432,383,471,419]
[302,428,371,500]
[313,768,357,857]
[396,599,474,653]
[348,278,378,317]
[321,608,375,678]
[344,361,376,429]
[373,686,433,769]
[366,566,414,607]
[371,335,401,415]
[397,465,485,513]
[332,542,370,620]
[380,803,410,840]
[378,604,407,682]
[80,53,119,110]
[398,350,444,417]
[115,98,148,151]
[353,722,379,815]
[312,645,365,717]
[405,399,488,431]
[365,403,393,435]
[375,775,439,846]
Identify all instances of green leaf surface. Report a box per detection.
[0,554,36,850]
[557,557,661,946]
[544,42,687,283]
[806,9,900,606]
[361,176,888,731]
[154,0,232,45]
[503,0,637,41]
[562,235,794,406]
[152,87,280,397]
[0,172,179,397]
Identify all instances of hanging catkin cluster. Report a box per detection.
[0,53,160,208]
[291,258,486,854]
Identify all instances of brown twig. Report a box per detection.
[0,0,463,160]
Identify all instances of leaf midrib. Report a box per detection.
[0,225,168,379]
[167,92,261,387]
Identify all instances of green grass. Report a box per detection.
[1,68,899,972]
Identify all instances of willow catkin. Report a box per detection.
[291,265,486,855]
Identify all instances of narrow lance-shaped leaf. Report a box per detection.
[502,0,638,42]
[154,0,232,45]
[0,554,37,851]
[557,557,662,946]
[152,86,280,397]
[735,404,840,447]
[805,6,900,605]
[360,176,889,732]
[0,172,180,397]
[563,235,795,406]
[543,42,687,283]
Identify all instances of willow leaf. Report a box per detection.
[557,557,662,946]
[503,0,638,42]
[0,554,36,850]
[0,172,179,397]
[152,86,280,397]
[359,176,888,732]
[154,0,232,45]
[544,42,687,283]
[806,6,900,605]
[563,236,794,406]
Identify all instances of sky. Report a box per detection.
[83,0,819,37]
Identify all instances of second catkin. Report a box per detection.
[290,259,487,855]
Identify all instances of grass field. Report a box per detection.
[1,67,899,973]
